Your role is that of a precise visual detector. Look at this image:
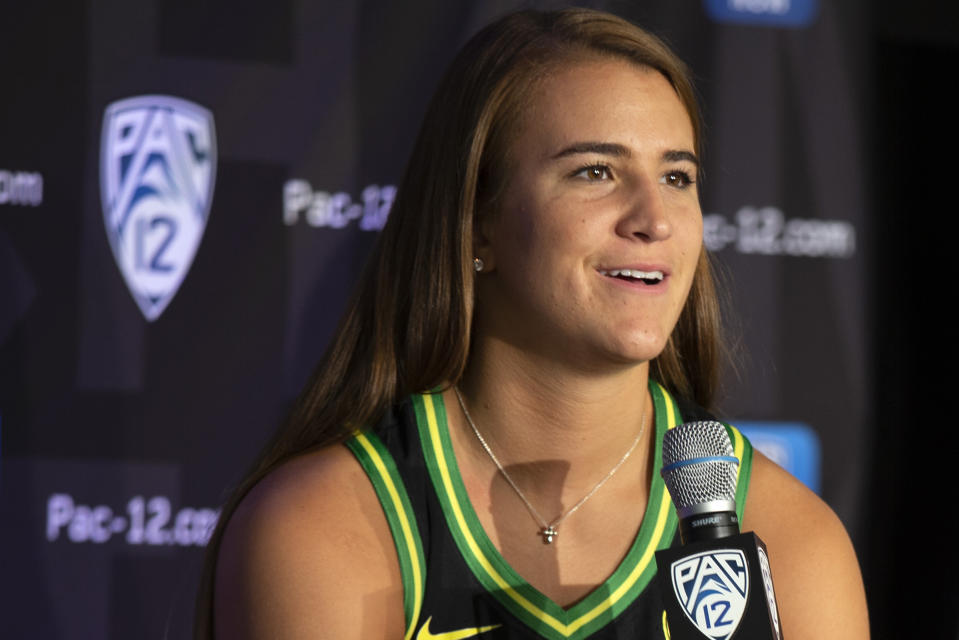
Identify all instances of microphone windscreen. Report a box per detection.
[661,420,739,518]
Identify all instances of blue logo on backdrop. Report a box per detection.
[671,550,749,640]
[703,0,818,27]
[737,422,821,494]
[100,95,217,321]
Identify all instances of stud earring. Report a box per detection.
[473,257,485,272]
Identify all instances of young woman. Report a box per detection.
[197,9,868,639]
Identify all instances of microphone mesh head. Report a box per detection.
[661,420,738,513]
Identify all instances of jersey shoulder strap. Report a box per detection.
[345,430,426,640]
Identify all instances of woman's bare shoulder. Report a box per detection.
[214,444,405,640]
[742,451,869,640]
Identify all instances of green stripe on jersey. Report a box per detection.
[346,431,426,640]
[723,424,753,522]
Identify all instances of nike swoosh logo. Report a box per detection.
[415,615,501,640]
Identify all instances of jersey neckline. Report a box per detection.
[412,380,681,640]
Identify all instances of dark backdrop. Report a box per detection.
[865,1,958,636]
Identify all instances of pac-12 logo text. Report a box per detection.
[757,545,782,639]
[671,549,748,640]
[100,95,216,321]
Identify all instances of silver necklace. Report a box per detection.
[453,386,647,545]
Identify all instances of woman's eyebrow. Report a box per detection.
[663,149,699,167]
[551,141,631,159]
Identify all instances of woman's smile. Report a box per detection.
[596,265,669,290]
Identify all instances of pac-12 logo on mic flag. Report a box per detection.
[671,549,748,640]
[100,95,216,321]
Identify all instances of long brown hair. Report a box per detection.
[194,8,722,636]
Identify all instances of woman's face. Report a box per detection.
[474,58,703,371]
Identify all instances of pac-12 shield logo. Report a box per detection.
[100,95,216,321]
[671,550,748,640]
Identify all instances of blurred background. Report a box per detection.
[1,0,955,637]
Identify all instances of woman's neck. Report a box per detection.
[449,334,653,492]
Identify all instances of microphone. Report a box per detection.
[661,420,741,543]
[655,421,784,640]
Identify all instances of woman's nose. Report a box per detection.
[615,175,672,242]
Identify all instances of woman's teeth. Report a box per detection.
[599,268,664,283]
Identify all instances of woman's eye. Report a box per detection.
[574,165,612,181]
[661,171,694,188]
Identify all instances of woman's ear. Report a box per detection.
[472,208,497,273]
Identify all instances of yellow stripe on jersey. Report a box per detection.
[349,432,426,640]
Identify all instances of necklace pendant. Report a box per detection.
[540,526,557,544]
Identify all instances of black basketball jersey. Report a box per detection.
[346,381,754,639]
